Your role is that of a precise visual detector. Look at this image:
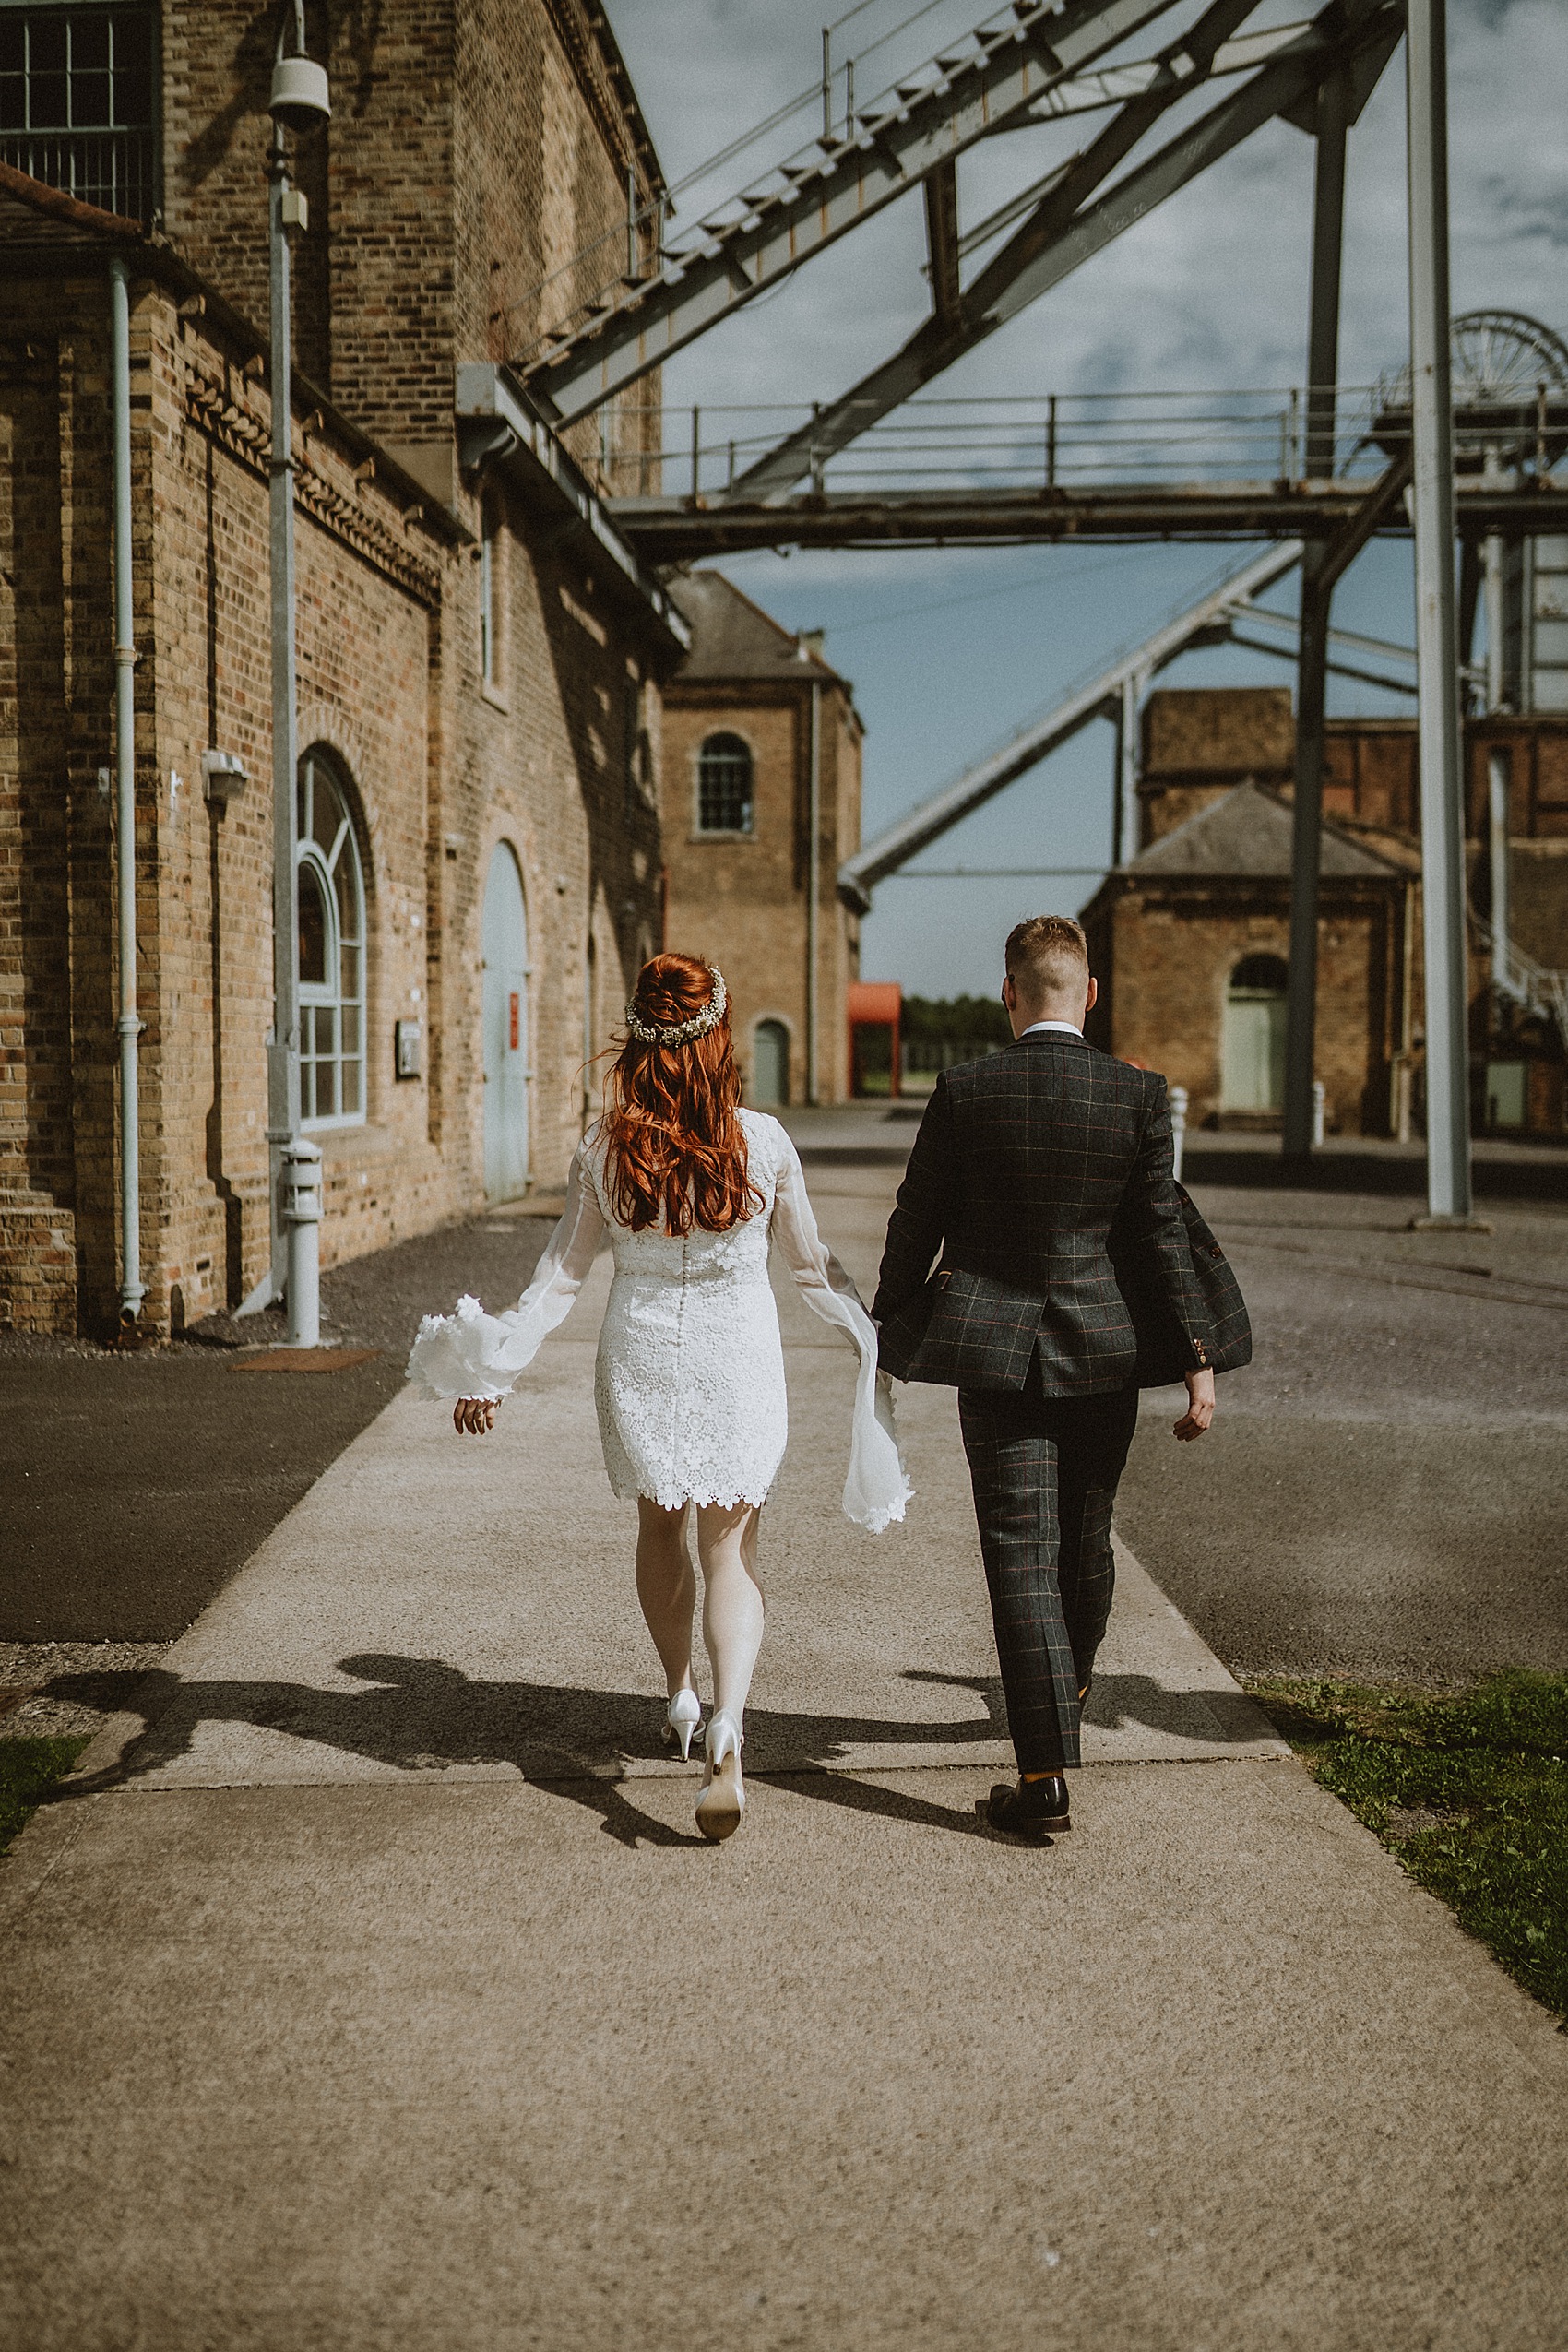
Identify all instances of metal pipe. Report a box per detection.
[109,255,143,1331]
[267,123,317,1338]
[1283,66,1348,1160]
[807,677,822,1105]
[1282,550,1329,1158]
[1488,751,1510,987]
[1406,0,1473,1223]
[1117,670,1141,864]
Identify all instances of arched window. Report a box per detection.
[1221,953,1289,1113]
[697,731,754,835]
[297,749,366,1127]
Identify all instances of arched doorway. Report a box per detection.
[482,844,529,1199]
[1221,953,1289,1114]
[753,1018,790,1107]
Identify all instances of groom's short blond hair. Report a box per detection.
[1004,914,1090,1003]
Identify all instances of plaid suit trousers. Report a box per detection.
[958,1366,1139,1772]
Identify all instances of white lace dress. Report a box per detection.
[406,1111,910,1533]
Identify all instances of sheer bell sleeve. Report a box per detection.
[404,1144,606,1402]
[769,1129,912,1535]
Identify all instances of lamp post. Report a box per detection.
[266,6,329,1344]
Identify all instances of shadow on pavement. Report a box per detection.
[45,1653,1273,1845]
[1182,1144,1567,1203]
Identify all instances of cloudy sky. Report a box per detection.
[609,0,1568,993]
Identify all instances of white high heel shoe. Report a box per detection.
[663,1688,702,1762]
[695,1709,744,1842]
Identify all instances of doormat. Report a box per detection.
[233,1348,380,1373]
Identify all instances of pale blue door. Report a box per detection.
[482,845,529,1199]
[753,1019,789,1107]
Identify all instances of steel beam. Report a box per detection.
[734,0,1298,505]
[523,0,1178,423]
[1116,670,1145,863]
[730,0,1398,507]
[923,158,962,327]
[1406,0,1474,1223]
[611,458,1560,561]
[839,542,1301,908]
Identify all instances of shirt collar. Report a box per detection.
[1019,1019,1084,1040]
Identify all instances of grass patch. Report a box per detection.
[1246,1670,1568,2023]
[0,1736,90,1859]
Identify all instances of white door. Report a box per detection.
[753,1019,789,1107]
[1222,988,1287,1111]
[482,845,529,1199]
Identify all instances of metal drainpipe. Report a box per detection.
[109,255,144,1333]
[807,678,821,1106]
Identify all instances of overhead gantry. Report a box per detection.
[462,0,1491,1221]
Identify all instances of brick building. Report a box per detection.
[661,573,863,1107]
[0,1,683,1336]
[1082,687,1568,1137]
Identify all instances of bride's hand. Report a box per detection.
[1173,1367,1215,1442]
[454,1396,498,1435]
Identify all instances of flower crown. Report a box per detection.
[624,966,728,1045]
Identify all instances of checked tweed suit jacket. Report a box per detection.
[872,1032,1213,1396]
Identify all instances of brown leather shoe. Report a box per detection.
[983,1775,1071,1838]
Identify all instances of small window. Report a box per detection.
[296,750,367,1129]
[697,732,754,834]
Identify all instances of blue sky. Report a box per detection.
[609,0,1568,993]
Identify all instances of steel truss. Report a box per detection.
[489,0,1487,1213]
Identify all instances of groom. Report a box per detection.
[872,915,1215,1838]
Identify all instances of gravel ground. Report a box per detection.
[0,1643,171,1741]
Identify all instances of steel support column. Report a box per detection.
[1406,0,1473,1222]
[1483,506,1511,987]
[1115,671,1143,865]
[1282,64,1348,1159]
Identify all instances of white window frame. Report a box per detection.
[695,730,754,837]
[297,749,367,1132]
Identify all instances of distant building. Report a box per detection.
[661,574,863,1107]
[1082,687,1568,1137]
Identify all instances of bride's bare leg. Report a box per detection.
[695,1502,765,1722]
[636,1499,696,1697]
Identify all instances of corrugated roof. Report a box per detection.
[668,571,845,684]
[1132,783,1402,878]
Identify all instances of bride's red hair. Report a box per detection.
[601,953,762,1234]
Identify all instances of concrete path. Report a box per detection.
[3,1159,1565,2348]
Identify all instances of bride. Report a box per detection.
[407,952,909,1842]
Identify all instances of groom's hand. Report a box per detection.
[1173,1367,1215,1442]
